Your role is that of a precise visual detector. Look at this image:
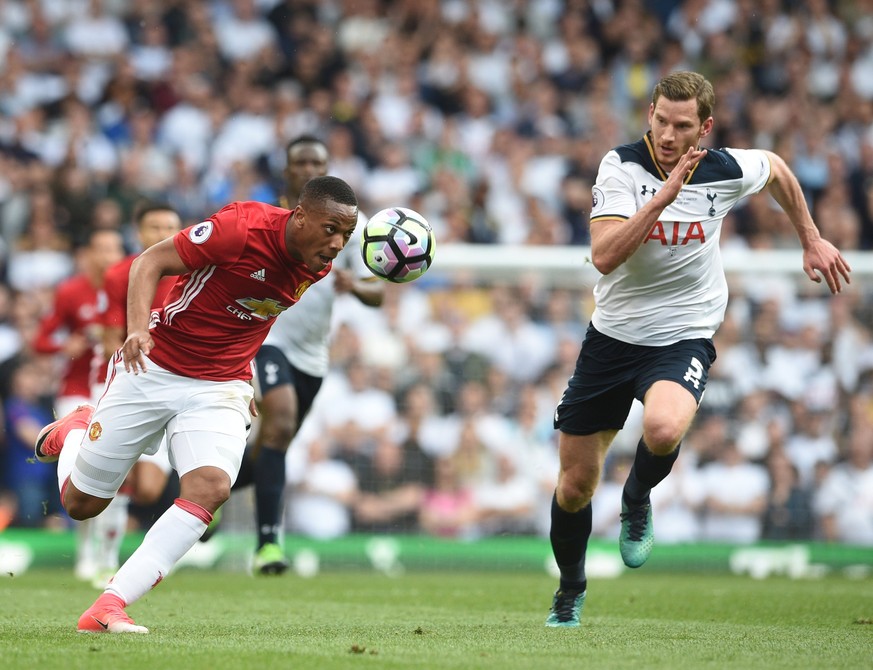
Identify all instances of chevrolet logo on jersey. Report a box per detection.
[234,297,289,320]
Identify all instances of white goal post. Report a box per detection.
[427,245,872,289]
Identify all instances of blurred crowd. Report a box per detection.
[1,0,873,546]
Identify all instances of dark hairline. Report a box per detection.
[134,201,179,226]
[286,134,327,158]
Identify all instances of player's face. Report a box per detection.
[89,230,124,274]
[284,143,329,199]
[288,199,358,272]
[138,210,182,250]
[648,97,713,171]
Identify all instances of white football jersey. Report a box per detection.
[263,210,371,376]
[589,135,771,345]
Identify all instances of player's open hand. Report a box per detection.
[803,238,852,294]
[659,146,707,205]
[122,330,154,374]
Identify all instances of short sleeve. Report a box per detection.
[724,148,772,199]
[590,150,637,222]
[174,202,248,270]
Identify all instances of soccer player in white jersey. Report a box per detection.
[232,135,384,574]
[545,71,852,627]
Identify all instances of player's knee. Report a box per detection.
[642,422,684,456]
[135,479,165,506]
[273,416,297,450]
[63,490,109,521]
[556,472,597,511]
[180,468,232,513]
[132,466,168,506]
[263,409,298,452]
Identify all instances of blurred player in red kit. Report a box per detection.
[82,203,183,588]
[32,228,123,581]
[33,228,124,413]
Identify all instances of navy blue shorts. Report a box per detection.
[253,345,323,424]
[554,323,717,436]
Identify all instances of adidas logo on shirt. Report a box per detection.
[250,268,266,281]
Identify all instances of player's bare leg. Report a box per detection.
[247,383,296,574]
[34,404,114,521]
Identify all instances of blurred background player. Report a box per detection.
[232,135,384,574]
[32,227,124,580]
[83,202,183,587]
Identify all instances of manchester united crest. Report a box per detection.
[88,422,103,441]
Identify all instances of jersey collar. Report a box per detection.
[643,132,700,184]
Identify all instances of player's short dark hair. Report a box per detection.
[78,226,122,251]
[133,201,178,226]
[652,71,715,123]
[286,134,327,157]
[300,175,357,208]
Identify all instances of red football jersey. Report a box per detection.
[33,273,103,399]
[147,201,329,381]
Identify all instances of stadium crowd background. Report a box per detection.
[1,0,872,547]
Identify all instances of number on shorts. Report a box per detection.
[683,356,704,390]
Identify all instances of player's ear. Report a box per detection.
[700,116,714,139]
[293,204,306,228]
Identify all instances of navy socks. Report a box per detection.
[254,447,287,548]
[549,492,591,593]
[623,438,680,504]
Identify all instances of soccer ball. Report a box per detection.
[360,207,436,283]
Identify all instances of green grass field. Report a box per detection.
[1,569,870,670]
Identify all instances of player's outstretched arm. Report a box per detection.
[124,238,191,373]
[763,151,852,294]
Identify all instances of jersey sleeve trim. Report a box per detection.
[589,214,630,224]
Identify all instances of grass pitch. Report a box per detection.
[1,569,870,670]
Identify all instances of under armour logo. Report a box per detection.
[706,190,717,217]
[641,185,657,197]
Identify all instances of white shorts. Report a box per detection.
[92,366,171,475]
[72,354,254,499]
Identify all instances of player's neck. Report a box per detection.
[86,267,104,288]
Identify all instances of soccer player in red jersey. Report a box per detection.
[32,228,123,583]
[83,203,182,588]
[98,203,183,370]
[34,176,359,633]
[33,228,124,414]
